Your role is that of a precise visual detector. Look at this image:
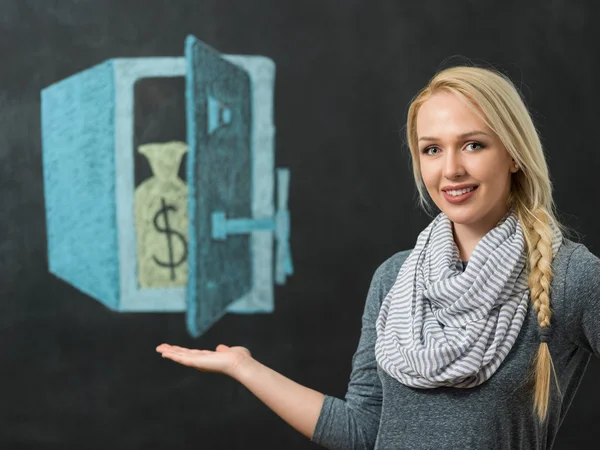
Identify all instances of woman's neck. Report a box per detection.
[453,225,482,262]
[452,207,511,261]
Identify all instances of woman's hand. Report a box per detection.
[157,343,325,439]
[156,343,253,378]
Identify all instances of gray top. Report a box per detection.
[312,238,600,450]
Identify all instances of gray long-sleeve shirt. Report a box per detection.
[312,238,600,449]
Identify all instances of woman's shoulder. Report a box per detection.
[553,238,600,354]
[554,238,600,279]
[368,249,414,300]
[374,249,413,278]
[555,238,600,296]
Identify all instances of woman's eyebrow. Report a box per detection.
[418,130,490,142]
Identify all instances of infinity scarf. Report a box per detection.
[374,209,562,388]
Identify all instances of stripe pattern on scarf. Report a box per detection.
[374,210,562,389]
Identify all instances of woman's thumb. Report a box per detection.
[216,344,230,352]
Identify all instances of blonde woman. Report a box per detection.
[157,65,600,449]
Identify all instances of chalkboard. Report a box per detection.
[1,0,599,449]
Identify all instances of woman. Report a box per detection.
[156,65,600,449]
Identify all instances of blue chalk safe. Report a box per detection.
[41,35,293,338]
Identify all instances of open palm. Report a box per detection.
[156,343,252,377]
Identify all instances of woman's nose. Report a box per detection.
[443,150,466,179]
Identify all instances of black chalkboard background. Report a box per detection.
[1,1,599,448]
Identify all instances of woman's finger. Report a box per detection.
[161,351,196,367]
[161,346,194,356]
[157,346,179,355]
[157,344,225,355]
[162,351,225,372]
[169,345,191,352]
[164,345,211,356]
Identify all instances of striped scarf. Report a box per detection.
[374,209,562,388]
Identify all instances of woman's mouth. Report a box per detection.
[442,185,478,204]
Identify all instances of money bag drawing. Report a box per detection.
[40,35,293,337]
[135,141,189,289]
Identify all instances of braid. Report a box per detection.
[524,208,563,423]
[529,214,553,328]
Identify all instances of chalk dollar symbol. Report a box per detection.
[152,198,188,280]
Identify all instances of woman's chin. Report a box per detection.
[440,207,479,226]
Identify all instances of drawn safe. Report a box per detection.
[41,35,293,337]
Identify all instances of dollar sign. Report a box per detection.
[152,197,188,280]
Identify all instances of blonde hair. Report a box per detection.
[405,64,573,423]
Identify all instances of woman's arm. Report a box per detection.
[157,343,324,439]
[234,355,325,439]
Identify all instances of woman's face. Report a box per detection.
[416,92,518,230]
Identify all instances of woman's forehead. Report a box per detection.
[416,92,490,136]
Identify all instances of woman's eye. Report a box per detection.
[422,142,484,155]
[466,142,484,151]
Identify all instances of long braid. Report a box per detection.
[522,208,563,423]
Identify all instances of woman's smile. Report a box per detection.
[442,185,479,203]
